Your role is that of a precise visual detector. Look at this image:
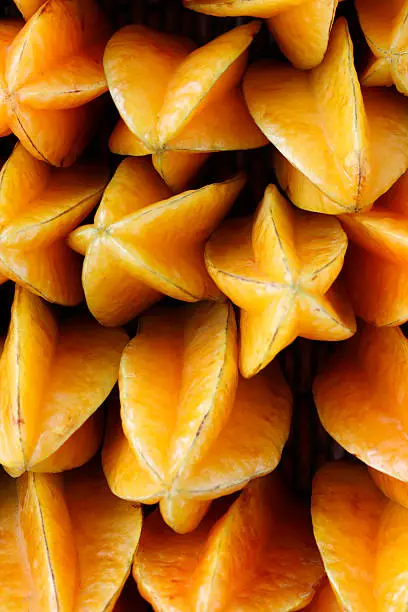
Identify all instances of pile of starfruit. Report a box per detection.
[1,0,408,609]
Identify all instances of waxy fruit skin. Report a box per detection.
[0,286,128,477]
[69,157,245,326]
[134,474,324,611]
[205,184,356,378]
[103,301,292,533]
[244,19,408,215]
[0,0,110,166]
[313,462,408,611]
[104,21,267,191]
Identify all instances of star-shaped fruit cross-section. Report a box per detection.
[356,0,408,95]
[0,462,142,611]
[68,158,245,326]
[205,184,356,378]
[0,287,128,478]
[244,18,408,215]
[103,301,292,534]
[341,171,408,326]
[134,474,324,611]
[312,462,408,612]
[0,0,110,167]
[184,0,339,70]
[104,21,267,192]
[0,143,108,305]
[314,324,408,482]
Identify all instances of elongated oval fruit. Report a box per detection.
[0,286,128,477]
[103,301,292,533]
[104,21,267,190]
[0,0,110,166]
[68,157,245,326]
[0,461,142,611]
[205,183,356,377]
[244,18,408,214]
[313,461,408,611]
[134,473,323,611]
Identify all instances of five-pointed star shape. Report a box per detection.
[68,157,246,326]
[0,0,110,166]
[205,184,356,378]
[104,21,267,191]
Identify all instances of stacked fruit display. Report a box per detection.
[0,0,408,609]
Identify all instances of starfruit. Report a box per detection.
[356,0,408,95]
[304,580,341,611]
[0,143,108,305]
[103,301,292,533]
[0,286,128,477]
[341,171,408,326]
[205,184,356,378]
[104,21,267,191]
[134,474,324,611]
[314,324,408,482]
[69,158,245,326]
[0,0,110,166]
[0,461,142,611]
[313,461,408,611]
[244,18,408,214]
[184,0,339,70]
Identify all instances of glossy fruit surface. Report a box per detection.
[135,474,324,611]
[0,0,110,166]
[313,461,408,611]
[0,461,142,611]
[105,22,267,190]
[69,158,245,326]
[244,19,408,214]
[0,143,108,305]
[314,324,408,482]
[356,0,408,95]
[341,171,408,326]
[205,184,355,377]
[103,301,292,533]
[0,286,128,477]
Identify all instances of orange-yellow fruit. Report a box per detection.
[104,22,267,190]
[205,184,356,378]
[134,474,324,611]
[0,143,108,305]
[0,0,110,166]
[370,468,408,510]
[356,0,408,95]
[314,324,408,482]
[184,0,338,70]
[341,171,408,326]
[103,301,292,533]
[69,157,245,326]
[312,461,408,611]
[0,286,128,477]
[303,580,342,611]
[0,461,142,611]
[244,18,408,214]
